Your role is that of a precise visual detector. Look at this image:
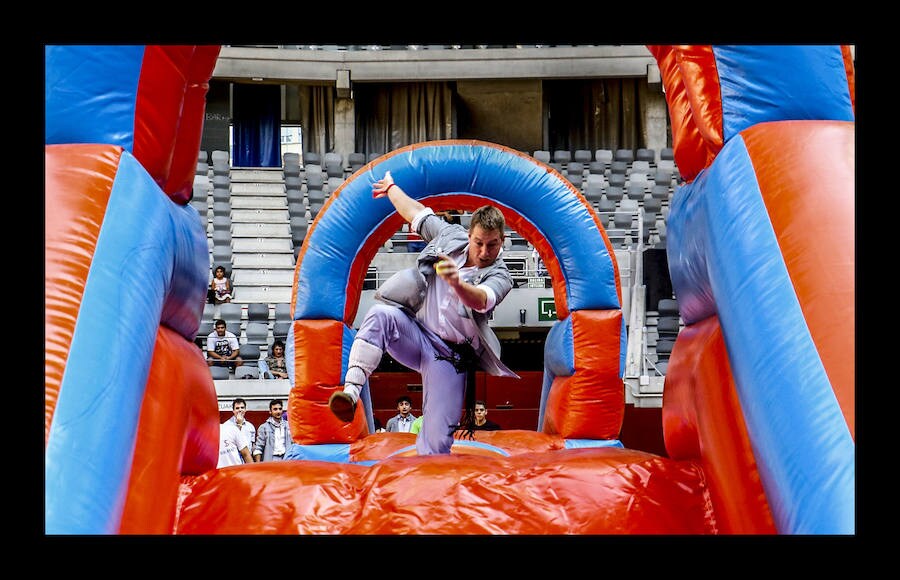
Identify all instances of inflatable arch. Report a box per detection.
[285,140,628,451]
[45,44,855,535]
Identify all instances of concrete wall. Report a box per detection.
[455,80,543,152]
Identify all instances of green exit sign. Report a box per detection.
[538,297,557,321]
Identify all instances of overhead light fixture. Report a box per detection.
[251,77,264,82]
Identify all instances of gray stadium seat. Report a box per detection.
[574,149,593,163]
[553,150,572,165]
[533,150,551,164]
[234,366,260,379]
[212,161,230,177]
[218,303,243,327]
[273,320,292,341]
[348,152,366,171]
[325,161,344,179]
[210,365,231,380]
[212,229,231,247]
[244,321,269,347]
[636,148,656,163]
[288,201,307,219]
[613,212,633,229]
[212,201,231,218]
[597,196,616,214]
[657,316,681,337]
[212,245,232,265]
[626,184,645,201]
[655,339,675,357]
[274,303,292,322]
[247,302,269,323]
[306,171,325,190]
[605,186,624,202]
[658,298,679,317]
[212,215,232,232]
[211,174,230,189]
[595,149,613,165]
[651,185,670,201]
[307,188,325,204]
[212,187,230,203]
[583,182,604,204]
[284,176,303,191]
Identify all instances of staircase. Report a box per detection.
[228,168,295,304]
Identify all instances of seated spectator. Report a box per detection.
[263,339,289,379]
[472,400,501,431]
[207,319,243,369]
[210,265,233,304]
[385,395,416,433]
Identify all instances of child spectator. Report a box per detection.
[210,265,233,304]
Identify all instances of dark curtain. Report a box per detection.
[546,78,647,152]
[297,85,334,157]
[353,82,454,156]
[232,83,281,167]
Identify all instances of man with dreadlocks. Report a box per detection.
[328,170,519,455]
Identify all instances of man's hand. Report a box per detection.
[436,253,489,311]
[372,170,395,199]
[370,171,426,223]
[434,254,460,287]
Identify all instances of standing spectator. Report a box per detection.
[224,398,256,451]
[532,247,548,277]
[210,265,234,304]
[385,395,417,433]
[207,319,243,370]
[471,400,501,431]
[263,339,289,379]
[253,399,292,462]
[218,418,253,468]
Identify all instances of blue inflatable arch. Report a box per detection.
[293,140,622,325]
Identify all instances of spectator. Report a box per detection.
[471,400,501,431]
[210,265,234,304]
[532,247,548,277]
[263,339,289,379]
[207,319,243,369]
[218,417,253,468]
[253,399,292,462]
[385,395,417,433]
[224,397,256,451]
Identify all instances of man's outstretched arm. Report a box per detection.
[372,171,425,223]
